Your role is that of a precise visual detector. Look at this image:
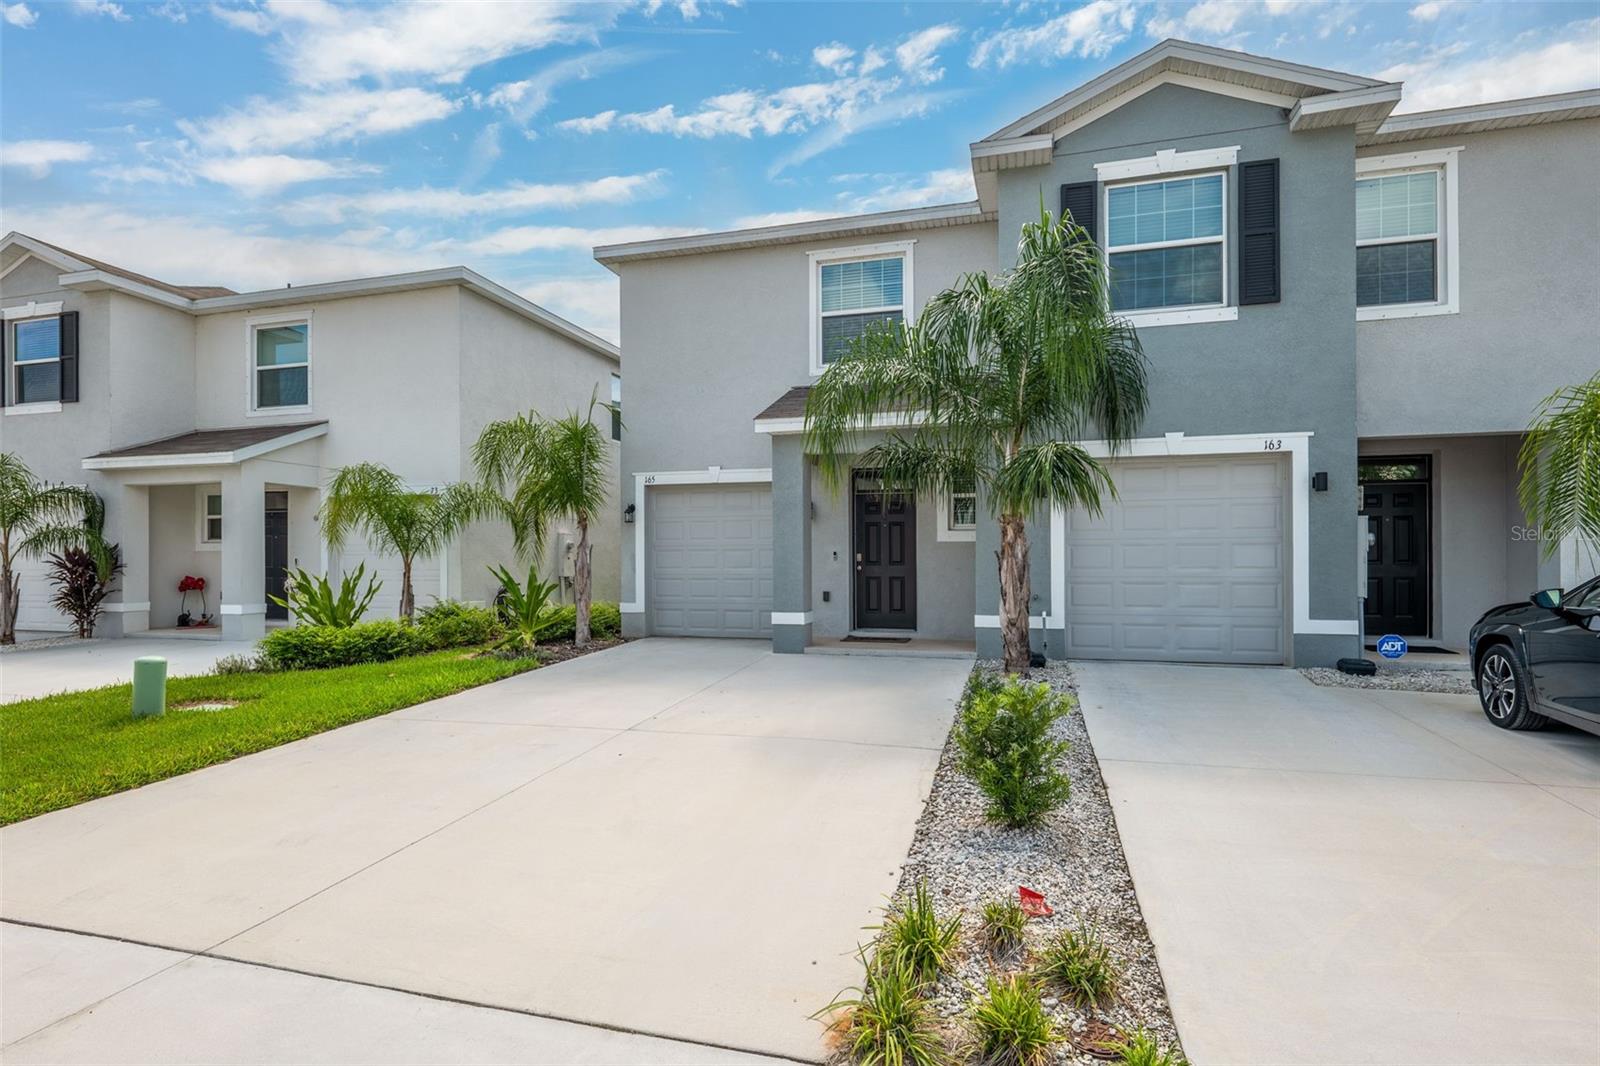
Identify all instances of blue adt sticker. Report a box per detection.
[1377,634,1408,659]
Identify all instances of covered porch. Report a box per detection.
[83,423,328,641]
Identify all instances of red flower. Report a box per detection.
[178,575,206,592]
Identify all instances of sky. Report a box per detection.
[2,0,1597,341]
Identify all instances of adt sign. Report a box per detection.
[1377,634,1408,659]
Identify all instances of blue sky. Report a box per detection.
[2,0,1597,340]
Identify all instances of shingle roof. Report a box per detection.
[88,422,326,460]
[28,236,236,300]
[753,386,812,422]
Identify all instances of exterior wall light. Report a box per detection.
[623,504,636,524]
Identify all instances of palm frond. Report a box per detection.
[1519,371,1600,559]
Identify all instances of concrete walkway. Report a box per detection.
[1075,662,1600,1066]
[1,639,971,1062]
[1,636,258,703]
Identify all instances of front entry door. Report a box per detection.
[264,492,289,621]
[853,473,916,630]
[1362,460,1430,637]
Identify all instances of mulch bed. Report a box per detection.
[533,636,628,665]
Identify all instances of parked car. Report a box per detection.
[1470,576,1600,735]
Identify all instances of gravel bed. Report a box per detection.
[876,660,1181,1063]
[1300,666,1477,695]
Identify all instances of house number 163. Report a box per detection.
[1262,439,1283,451]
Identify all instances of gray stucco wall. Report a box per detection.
[994,83,1362,663]
[1356,119,1600,438]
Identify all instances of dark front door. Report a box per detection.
[853,473,916,630]
[1362,458,1430,637]
[264,493,289,620]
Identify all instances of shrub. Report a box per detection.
[416,599,502,649]
[816,955,947,1066]
[968,973,1061,1066]
[489,564,559,651]
[1106,1028,1188,1066]
[980,898,1028,956]
[46,545,124,638]
[953,674,1073,828]
[213,652,272,675]
[876,881,961,986]
[530,601,622,642]
[1033,923,1118,1007]
[269,564,380,627]
[259,619,427,670]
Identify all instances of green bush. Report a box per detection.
[416,600,502,649]
[269,563,380,627]
[953,673,1073,828]
[212,652,271,675]
[530,601,622,642]
[980,897,1028,956]
[259,619,428,670]
[816,955,948,1066]
[968,973,1061,1066]
[876,881,961,986]
[1107,1028,1188,1066]
[1033,923,1118,1007]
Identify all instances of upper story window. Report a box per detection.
[610,372,622,442]
[11,315,61,404]
[1106,172,1226,313]
[252,320,310,411]
[809,241,913,375]
[1354,147,1460,321]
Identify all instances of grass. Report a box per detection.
[817,955,948,1066]
[968,973,1062,1066]
[877,880,962,985]
[0,649,538,825]
[1033,922,1120,1007]
[980,898,1029,956]
[1106,1027,1188,1066]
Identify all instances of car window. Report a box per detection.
[1569,580,1600,609]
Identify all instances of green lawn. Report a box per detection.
[0,650,538,826]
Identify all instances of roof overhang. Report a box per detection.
[1289,82,1402,136]
[58,268,195,310]
[83,422,329,471]
[1362,88,1600,145]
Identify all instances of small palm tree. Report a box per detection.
[806,206,1149,673]
[0,453,111,644]
[473,396,614,646]
[1519,371,1600,565]
[320,463,496,620]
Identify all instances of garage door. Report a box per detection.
[1064,457,1285,664]
[650,484,774,637]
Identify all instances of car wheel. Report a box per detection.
[1476,645,1547,731]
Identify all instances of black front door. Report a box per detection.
[1362,461,1430,637]
[264,493,289,620]
[853,473,916,630]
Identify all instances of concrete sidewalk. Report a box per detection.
[1,639,971,1061]
[1,637,258,703]
[1076,662,1600,1066]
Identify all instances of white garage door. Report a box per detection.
[650,484,773,638]
[1064,456,1286,665]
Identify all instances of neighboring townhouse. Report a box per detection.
[0,232,621,640]
[596,39,1598,665]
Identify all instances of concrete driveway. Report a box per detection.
[1,637,259,703]
[1,639,971,1062]
[1076,662,1600,1066]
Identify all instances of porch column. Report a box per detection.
[219,462,268,641]
[1538,534,1600,594]
[770,435,812,653]
[100,483,150,638]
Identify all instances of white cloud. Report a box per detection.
[842,167,975,213]
[1382,20,1600,112]
[971,0,1136,68]
[1409,1,1445,20]
[210,3,271,34]
[731,208,840,228]
[179,87,458,154]
[556,110,618,134]
[1146,0,1250,40]
[563,75,903,140]
[767,88,960,175]
[859,45,888,76]
[812,42,855,76]
[460,123,502,187]
[192,154,378,195]
[153,1,187,22]
[252,0,627,87]
[70,0,129,20]
[94,162,193,186]
[896,24,960,84]
[1,140,94,178]
[2,2,37,27]
[441,224,705,257]
[283,171,668,223]
[517,276,619,343]
[482,48,647,126]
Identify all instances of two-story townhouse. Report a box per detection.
[596,39,1598,667]
[0,232,622,641]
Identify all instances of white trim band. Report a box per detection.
[219,603,268,616]
[102,601,151,613]
[771,612,814,626]
[3,300,64,320]
[1095,145,1240,182]
[974,615,1046,629]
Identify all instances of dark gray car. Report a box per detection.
[1469,576,1600,735]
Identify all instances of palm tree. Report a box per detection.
[805,207,1149,673]
[0,452,110,644]
[319,463,496,620]
[473,396,613,646]
[1519,371,1600,565]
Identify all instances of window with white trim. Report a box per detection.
[948,476,976,530]
[1356,169,1440,307]
[201,491,222,544]
[610,372,622,442]
[1106,172,1226,313]
[253,321,309,409]
[11,316,61,404]
[816,253,904,368]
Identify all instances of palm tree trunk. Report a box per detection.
[399,556,415,620]
[574,516,592,647]
[997,513,1032,674]
[0,571,17,645]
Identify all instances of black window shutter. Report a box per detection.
[1,316,7,407]
[1059,182,1098,244]
[59,311,80,403]
[1238,159,1280,305]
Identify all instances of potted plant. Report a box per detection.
[178,574,210,627]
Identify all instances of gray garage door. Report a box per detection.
[1064,456,1286,664]
[649,484,774,638]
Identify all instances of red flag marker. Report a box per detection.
[1018,886,1052,917]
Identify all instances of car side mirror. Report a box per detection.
[1531,588,1563,610]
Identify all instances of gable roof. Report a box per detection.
[3,233,235,299]
[82,421,328,469]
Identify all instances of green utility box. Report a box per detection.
[131,656,167,718]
